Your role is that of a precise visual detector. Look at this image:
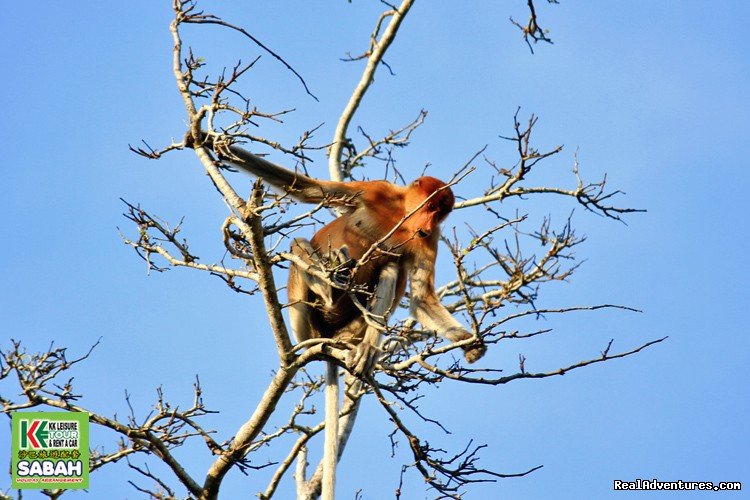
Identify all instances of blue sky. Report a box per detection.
[1,1,748,499]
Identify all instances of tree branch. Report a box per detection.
[328,0,415,181]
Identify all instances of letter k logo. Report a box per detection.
[20,420,48,449]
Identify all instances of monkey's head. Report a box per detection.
[405,176,455,238]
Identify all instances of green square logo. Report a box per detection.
[11,411,89,489]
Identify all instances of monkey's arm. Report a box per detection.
[186,132,361,205]
[408,251,486,363]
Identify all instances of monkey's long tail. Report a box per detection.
[322,362,339,500]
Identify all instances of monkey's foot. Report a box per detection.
[463,342,487,364]
[328,245,351,267]
[347,342,381,375]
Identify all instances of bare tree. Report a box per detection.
[1,1,665,499]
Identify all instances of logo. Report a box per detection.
[20,419,49,449]
[12,411,89,489]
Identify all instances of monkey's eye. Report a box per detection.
[427,202,436,211]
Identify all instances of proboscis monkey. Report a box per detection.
[192,134,486,371]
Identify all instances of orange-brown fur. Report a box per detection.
[215,141,485,366]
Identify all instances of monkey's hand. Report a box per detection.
[463,341,486,364]
[445,327,486,364]
[324,246,354,287]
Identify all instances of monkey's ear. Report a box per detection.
[412,179,421,187]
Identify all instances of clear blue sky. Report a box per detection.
[1,1,748,499]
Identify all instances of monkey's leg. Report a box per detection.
[288,258,315,343]
[349,262,399,374]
